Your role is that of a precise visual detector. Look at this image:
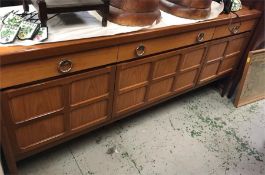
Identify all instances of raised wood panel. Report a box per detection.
[219,56,240,75]
[148,78,174,101]
[9,87,63,123]
[181,49,204,70]
[70,100,108,130]
[153,56,179,79]
[226,37,246,55]
[119,63,151,89]
[199,62,220,82]
[16,115,64,149]
[206,42,227,61]
[71,74,109,104]
[116,87,147,113]
[175,70,198,92]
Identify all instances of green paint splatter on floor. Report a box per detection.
[225,129,263,162]
[197,114,225,130]
[87,171,95,175]
[172,99,265,172]
[121,151,143,175]
[190,130,202,138]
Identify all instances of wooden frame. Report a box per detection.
[234,49,265,107]
[22,0,110,27]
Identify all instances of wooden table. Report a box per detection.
[0,6,261,174]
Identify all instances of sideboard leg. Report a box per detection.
[2,127,18,175]
[220,77,232,97]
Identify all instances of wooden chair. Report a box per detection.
[22,0,109,27]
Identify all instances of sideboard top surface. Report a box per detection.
[0,6,261,65]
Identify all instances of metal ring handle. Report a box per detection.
[58,59,73,73]
[135,45,145,57]
[231,25,240,34]
[197,32,205,43]
[228,12,242,34]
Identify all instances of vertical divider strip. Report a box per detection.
[62,84,71,132]
[144,61,156,103]
[194,45,210,86]
[171,53,184,92]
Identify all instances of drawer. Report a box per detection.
[118,27,215,61]
[0,46,118,88]
[213,19,257,39]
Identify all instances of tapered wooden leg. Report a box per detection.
[37,0,48,27]
[102,16,108,27]
[22,0,29,12]
[102,1,109,27]
[39,13,48,27]
[2,127,18,175]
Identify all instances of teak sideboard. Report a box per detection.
[0,6,261,174]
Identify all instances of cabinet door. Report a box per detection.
[113,45,207,117]
[198,33,250,84]
[174,47,206,92]
[2,66,115,153]
[69,68,115,131]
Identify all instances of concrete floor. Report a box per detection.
[17,86,265,175]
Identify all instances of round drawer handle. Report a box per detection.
[231,25,240,34]
[135,45,145,57]
[197,32,205,43]
[58,59,73,73]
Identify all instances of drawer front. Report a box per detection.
[213,19,256,39]
[118,27,215,61]
[0,46,118,89]
[2,66,115,153]
[114,44,207,117]
[198,33,250,84]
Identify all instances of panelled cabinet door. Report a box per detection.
[198,33,250,84]
[2,66,115,153]
[3,85,65,152]
[69,68,115,131]
[174,46,206,92]
[113,44,207,117]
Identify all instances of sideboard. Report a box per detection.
[0,6,261,174]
